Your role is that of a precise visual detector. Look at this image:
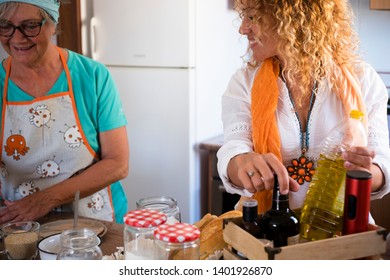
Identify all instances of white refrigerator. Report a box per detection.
[83,0,246,222]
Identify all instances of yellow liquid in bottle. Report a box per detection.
[300,154,346,241]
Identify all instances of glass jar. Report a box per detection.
[0,221,40,260]
[124,209,167,260]
[154,223,200,260]
[136,196,181,224]
[57,228,102,260]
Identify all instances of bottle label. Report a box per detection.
[287,234,300,246]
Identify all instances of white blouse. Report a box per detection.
[217,62,390,211]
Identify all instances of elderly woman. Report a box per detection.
[217,0,390,217]
[0,0,129,223]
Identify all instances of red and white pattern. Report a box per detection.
[124,209,167,228]
[154,223,200,243]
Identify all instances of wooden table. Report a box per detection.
[37,212,124,257]
[0,212,124,260]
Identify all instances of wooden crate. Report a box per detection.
[223,217,387,260]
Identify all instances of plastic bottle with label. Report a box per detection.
[300,110,367,241]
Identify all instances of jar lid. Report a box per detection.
[154,223,200,243]
[124,209,167,228]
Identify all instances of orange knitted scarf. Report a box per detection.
[240,57,366,214]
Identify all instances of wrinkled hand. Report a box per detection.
[342,146,375,171]
[0,193,52,224]
[227,152,300,195]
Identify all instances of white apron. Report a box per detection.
[0,48,114,221]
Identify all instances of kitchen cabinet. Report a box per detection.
[371,193,390,231]
[370,0,390,10]
[199,135,240,216]
[57,0,82,53]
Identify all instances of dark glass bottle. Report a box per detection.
[237,199,262,259]
[258,175,300,247]
[242,199,262,238]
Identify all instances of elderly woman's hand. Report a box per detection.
[0,192,52,224]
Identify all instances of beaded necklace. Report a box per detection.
[286,81,317,185]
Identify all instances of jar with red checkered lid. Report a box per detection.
[154,223,200,260]
[123,209,167,260]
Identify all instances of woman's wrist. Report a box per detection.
[370,163,385,194]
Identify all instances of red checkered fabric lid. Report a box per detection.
[124,209,167,228]
[154,223,200,243]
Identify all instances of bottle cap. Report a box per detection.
[346,170,372,180]
[243,199,258,208]
[124,209,167,228]
[154,223,200,243]
[349,110,364,120]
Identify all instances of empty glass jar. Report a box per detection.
[57,228,102,260]
[136,196,181,224]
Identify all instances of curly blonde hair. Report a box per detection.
[235,0,362,106]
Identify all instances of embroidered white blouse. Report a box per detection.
[217,62,390,211]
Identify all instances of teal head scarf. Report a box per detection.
[0,0,60,23]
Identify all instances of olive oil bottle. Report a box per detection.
[300,110,367,241]
[258,175,300,247]
[300,156,346,240]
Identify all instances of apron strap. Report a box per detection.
[0,58,12,159]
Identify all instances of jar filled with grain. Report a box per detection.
[0,221,40,260]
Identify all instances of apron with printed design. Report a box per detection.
[0,48,114,221]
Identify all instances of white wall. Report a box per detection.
[351,1,390,72]
[194,1,245,143]
[192,0,245,221]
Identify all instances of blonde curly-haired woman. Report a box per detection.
[217,0,390,220]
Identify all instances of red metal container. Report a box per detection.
[343,170,372,235]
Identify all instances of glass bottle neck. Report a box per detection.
[272,189,290,211]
